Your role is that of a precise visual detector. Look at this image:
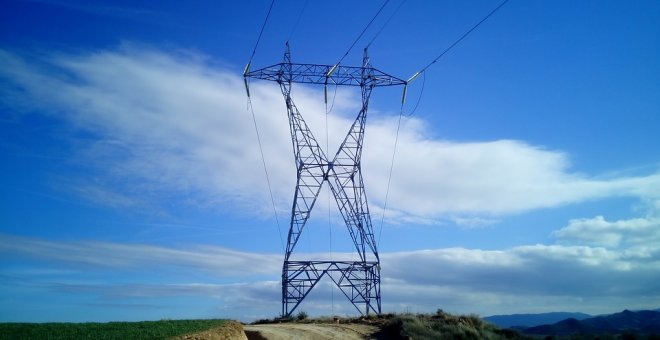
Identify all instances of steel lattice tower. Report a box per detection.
[245,43,405,317]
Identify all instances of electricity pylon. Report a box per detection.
[245,43,405,317]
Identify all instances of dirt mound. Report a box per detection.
[173,320,248,340]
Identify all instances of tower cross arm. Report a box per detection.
[246,63,406,87]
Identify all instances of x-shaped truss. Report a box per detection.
[246,44,404,316]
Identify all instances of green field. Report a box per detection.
[0,319,227,340]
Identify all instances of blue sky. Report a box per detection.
[1,0,659,322]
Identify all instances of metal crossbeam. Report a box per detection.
[247,63,406,87]
[245,43,403,317]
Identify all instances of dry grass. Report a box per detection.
[249,310,528,339]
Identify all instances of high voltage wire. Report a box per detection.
[247,0,275,66]
[378,104,404,246]
[407,0,510,83]
[247,99,285,252]
[348,0,406,248]
[366,0,407,49]
[333,0,390,68]
[244,0,285,252]
[381,0,509,245]
[287,0,309,42]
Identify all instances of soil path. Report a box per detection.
[243,323,378,340]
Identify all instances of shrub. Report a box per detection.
[296,310,308,321]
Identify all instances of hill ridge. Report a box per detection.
[523,309,660,336]
[484,312,591,328]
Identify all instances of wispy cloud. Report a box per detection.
[0,233,281,277]
[22,0,166,22]
[1,47,659,223]
[1,226,658,320]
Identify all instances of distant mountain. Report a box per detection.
[524,309,660,336]
[483,312,591,328]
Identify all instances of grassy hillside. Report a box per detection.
[376,310,528,339]
[0,319,229,340]
[253,309,528,339]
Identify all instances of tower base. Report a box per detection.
[282,260,381,317]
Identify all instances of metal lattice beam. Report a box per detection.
[245,43,403,317]
[247,63,406,87]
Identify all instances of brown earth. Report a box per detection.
[172,320,248,340]
[243,323,379,340]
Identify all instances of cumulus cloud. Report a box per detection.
[554,215,660,248]
[551,200,660,270]
[1,47,659,224]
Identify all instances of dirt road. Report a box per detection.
[243,323,378,340]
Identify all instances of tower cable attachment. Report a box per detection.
[403,72,426,117]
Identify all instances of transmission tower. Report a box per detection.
[245,43,405,317]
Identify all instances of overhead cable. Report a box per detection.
[330,0,390,75]
[247,99,286,252]
[245,0,276,76]
[287,0,309,42]
[407,0,510,83]
[378,102,405,246]
[366,0,407,49]
[243,0,285,251]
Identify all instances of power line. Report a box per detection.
[247,98,286,252]
[243,0,285,251]
[366,0,407,49]
[334,0,390,68]
[287,0,309,42]
[407,0,510,82]
[378,103,405,247]
[247,0,276,67]
[383,0,509,240]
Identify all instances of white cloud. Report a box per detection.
[552,201,660,254]
[0,233,281,277]
[1,232,658,320]
[554,215,660,248]
[1,46,659,223]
